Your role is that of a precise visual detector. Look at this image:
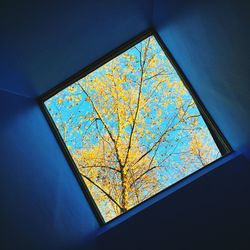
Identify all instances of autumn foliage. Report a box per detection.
[46,36,221,221]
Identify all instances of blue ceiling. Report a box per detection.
[1,1,250,249]
[0,0,153,97]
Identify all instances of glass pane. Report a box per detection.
[45,35,221,222]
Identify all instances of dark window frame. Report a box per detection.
[38,28,232,225]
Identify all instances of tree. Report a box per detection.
[46,36,221,221]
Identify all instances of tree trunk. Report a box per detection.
[120,170,128,214]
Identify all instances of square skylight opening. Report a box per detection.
[41,30,231,223]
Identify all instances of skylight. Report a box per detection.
[42,32,231,223]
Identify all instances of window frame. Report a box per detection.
[38,28,232,225]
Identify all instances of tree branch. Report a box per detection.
[123,38,151,167]
[131,100,194,168]
[130,166,157,188]
[79,164,120,173]
[81,174,123,210]
[78,83,123,168]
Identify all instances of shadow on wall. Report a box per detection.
[97,154,250,250]
[0,0,153,97]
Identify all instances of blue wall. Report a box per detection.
[0,90,99,249]
[154,0,250,157]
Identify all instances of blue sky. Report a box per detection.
[45,35,221,221]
